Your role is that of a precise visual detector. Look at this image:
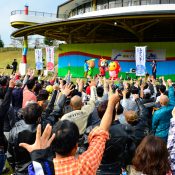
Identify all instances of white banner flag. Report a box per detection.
[135,46,146,76]
[46,47,54,71]
[35,49,43,70]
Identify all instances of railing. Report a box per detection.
[11,10,57,18]
[11,10,69,19]
[70,0,175,17]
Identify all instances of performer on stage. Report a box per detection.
[151,60,157,80]
[108,61,121,80]
[98,58,108,77]
[87,59,95,78]
[84,60,89,78]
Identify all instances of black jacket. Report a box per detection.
[101,121,136,166]
[79,120,136,172]
[3,106,17,132]
[41,91,66,129]
[129,98,150,145]
[7,119,37,175]
[0,87,13,150]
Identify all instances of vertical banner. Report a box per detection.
[35,49,43,70]
[135,46,146,76]
[46,47,54,71]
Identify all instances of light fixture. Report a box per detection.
[114,22,117,26]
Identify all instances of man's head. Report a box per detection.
[143,83,149,90]
[26,79,35,91]
[14,59,16,62]
[22,103,42,124]
[70,95,83,110]
[37,89,49,101]
[124,110,138,124]
[131,87,139,95]
[159,85,166,94]
[97,86,104,97]
[143,88,151,99]
[15,80,22,88]
[52,120,79,156]
[159,95,169,106]
[125,90,131,99]
[97,100,116,120]
[97,100,108,119]
[116,103,124,115]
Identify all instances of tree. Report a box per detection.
[11,37,32,48]
[44,37,54,46]
[0,38,4,48]
[11,37,23,48]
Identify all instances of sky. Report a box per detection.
[0,0,66,46]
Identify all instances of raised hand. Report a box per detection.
[27,68,31,76]
[53,84,59,91]
[172,107,175,118]
[76,78,80,84]
[89,79,96,87]
[140,83,144,90]
[78,79,84,92]
[167,79,172,87]
[19,124,55,153]
[31,69,35,77]
[100,93,120,131]
[108,93,120,107]
[62,83,73,96]
[9,79,15,88]
[122,89,127,98]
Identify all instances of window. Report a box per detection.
[85,2,92,12]
[132,0,140,5]
[170,0,175,3]
[161,0,169,3]
[150,0,160,4]
[109,0,116,8]
[123,0,132,6]
[141,0,148,5]
[77,5,84,15]
[97,0,109,10]
[72,8,77,16]
[116,0,122,7]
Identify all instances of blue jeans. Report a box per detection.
[0,149,6,174]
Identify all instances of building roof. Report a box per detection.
[11,4,175,43]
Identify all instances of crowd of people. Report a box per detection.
[0,68,175,175]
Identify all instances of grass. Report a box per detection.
[0,48,58,75]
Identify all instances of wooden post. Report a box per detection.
[93,0,97,11]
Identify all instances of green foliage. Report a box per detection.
[0,38,4,48]
[44,37,54,46]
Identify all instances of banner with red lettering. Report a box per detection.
[46,47,54,71]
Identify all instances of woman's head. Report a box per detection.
[97,100,116,121]
[132,135,170,175]
[124,110,138,125]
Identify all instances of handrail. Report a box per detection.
[11,10,57,18]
